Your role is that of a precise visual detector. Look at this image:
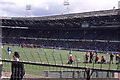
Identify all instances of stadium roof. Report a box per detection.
[1,9,120,29]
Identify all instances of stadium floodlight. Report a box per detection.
[26,5,31,10]
[26,5,33,17]
[64,0,69,6]
[63,0,70,14]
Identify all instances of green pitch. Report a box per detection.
[2,45,118,70]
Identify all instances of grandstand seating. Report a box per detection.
[2,28,119,40]
[2,27,119,52]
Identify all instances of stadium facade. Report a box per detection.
[1,9,120,52]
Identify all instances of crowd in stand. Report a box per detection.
[2,28,120,52]
[2,28,119,40]
[3,38,119,52]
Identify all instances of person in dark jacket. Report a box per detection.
[68,56,74,64]
[101,56,106,64]
[110,53,114,64]
[89,51,94,63]
[85,52,89,63]
[116,54,119,64]
[7,47,11,57]
[10,51,25,80]
[95,55,99,63]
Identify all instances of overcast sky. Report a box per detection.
[0,0,119,17]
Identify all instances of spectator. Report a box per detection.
[89,51,94,63]
[85,52,89,63]
[101,56,106,64]
[95,50,98,55]
[116,54,119,64]
[110,53,114,64]
[69,49,72,56]
[10,51,25,80]
[95,55,99,63]
[53,47,56,52]
[68,56,74,64]
[7,47,11,57]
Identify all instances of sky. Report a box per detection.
[0,0,120,17]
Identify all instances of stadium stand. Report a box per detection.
[1,9,120,80]
[1,9,120,52]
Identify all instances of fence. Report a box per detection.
[1,60,120,80]
[1,45,120,80]
[1,45,120,70]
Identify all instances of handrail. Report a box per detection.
[1,59,120,73]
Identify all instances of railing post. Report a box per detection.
[86,69,91,80]
[60,53,63,66]
[84,55,86,67]
[45,52,49,64]
[73,71,76,78]
[77,71,80,78]
[30,51,36,63]
[60,71,63,78]
[24,51,29,62]
[46,71,49,77]
[109,63,111,70]
[117,58,120,70]
[100,62,103,69]
[37,52,43,63]
[75,55,78,67]
[67,54,69,60]
[119,73,120,80]
[52,51,56,65]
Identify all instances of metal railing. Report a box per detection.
[1,60,120,80]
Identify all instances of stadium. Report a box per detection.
[0,8,120,80]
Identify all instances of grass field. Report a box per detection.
[1,45,119,76]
